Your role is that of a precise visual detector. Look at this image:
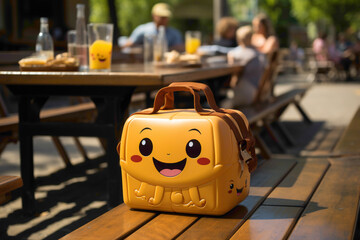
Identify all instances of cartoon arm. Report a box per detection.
[135,182,148,198]
[149,186,164,205]
[171,190,184,204]
[189,187,206,207]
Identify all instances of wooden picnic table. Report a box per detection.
[0,62,243,215]
[60,156,360,240]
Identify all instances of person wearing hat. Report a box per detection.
[121,3,184,51]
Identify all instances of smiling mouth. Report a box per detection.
[153,157,186,177]
[236,187,244,196]
[98,58,106,62]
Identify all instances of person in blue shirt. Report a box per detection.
[121,3,184,51]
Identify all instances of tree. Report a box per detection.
[291,0,360,33]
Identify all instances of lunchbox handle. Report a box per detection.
[150,82,221,114]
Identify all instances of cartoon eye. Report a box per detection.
[186,139,201,158]
[139,138,153,156]
[230,183,234,189]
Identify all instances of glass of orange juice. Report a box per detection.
[185,31,201,54]
[87,23,113,72]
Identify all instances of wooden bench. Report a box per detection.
[0,94,97,166]
[0,176,23,204]
[59,156,360,239]
[225,50,311,159]
[243,87,311,159]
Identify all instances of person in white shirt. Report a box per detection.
[222,25,267,107]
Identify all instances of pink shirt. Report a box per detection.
[312,38,327,61]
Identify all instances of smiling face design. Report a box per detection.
[121,117,221,187]
[228,180,244,196]
[89,40,112,69]
[224,160,250,203]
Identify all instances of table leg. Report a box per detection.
[19,134,35,215]
[14,86,135,213]
[18,96,47,215]
[92,88,134,208]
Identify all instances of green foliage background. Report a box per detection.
[291,0,360,33]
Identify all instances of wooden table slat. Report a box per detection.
[263,158,329,207]
[176,158,297,240]
[230,206,302,240]
[60,204,157,240]
[125,213,198,240]
[289,157,360,240]
[333,107,360,155]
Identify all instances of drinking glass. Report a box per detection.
[185,31,201,54]
[67,30,77,57]
[87,23,114,72]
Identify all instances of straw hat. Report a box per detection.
[152,3,172,17]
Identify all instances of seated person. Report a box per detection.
[312,32,329,62]
[197,17,238,56]
[336,32,354,81]
[222,26,266,107]
[214,17,239,48]
[121,3,184,51]
[251,13,278,54]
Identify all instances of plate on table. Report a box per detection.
[19,52,79,71]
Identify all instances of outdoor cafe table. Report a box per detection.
[0,62,243,214]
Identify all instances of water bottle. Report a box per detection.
[35,17,54,60]
[144,33,154,65]
[75,4,88,71]
[153,26,168,62]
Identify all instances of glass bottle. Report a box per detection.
[75,4,88,71]
[35,17,54,60]
[153,26,168,62]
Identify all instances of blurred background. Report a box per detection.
[1,0,359,51]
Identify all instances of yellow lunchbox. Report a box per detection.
[117,82,257,215]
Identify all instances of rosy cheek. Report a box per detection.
[131,155,142,162]
[197,157,210,165]
[228,190,232,194]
